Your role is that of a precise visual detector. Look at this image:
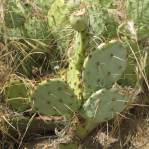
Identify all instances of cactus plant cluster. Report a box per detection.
[2,2,140,148]
[32,10,132,143]
[3,9,132,148]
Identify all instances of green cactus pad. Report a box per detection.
[32,79,80,118]
[83,41,127,98]
[67,66,83,99]
[75,87,130,139]
[48,0,80,29]
[48,0,69,28]
[67,11,89,99]
[69,11,88,32]
[83,88,129,122]
[4,78,31,112]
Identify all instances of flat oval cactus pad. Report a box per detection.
[4,78,31,112]
[83,88,129,122]
[83,41,127,98]
[32,79,80,118]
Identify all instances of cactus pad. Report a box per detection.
[83,88,129,122]
[69,11,88,32]
[67,10,89,99]
[32,79,80,118]
[48,0,80,29]
[48,0,67,28]
[75,87,130,139]
[83,41,127,98]
[67,68,82,98]
[4,78,31,112]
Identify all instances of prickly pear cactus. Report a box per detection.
[69,11,88,32]
[83,40,127,98]
[4,76,31,112]
[75,87,130,139]
[83,1,105,36]
[69,10,89,71]
[67,10,89,99]
[32,79,80,118]
[83,88,128,121]
[48,0,67,28]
